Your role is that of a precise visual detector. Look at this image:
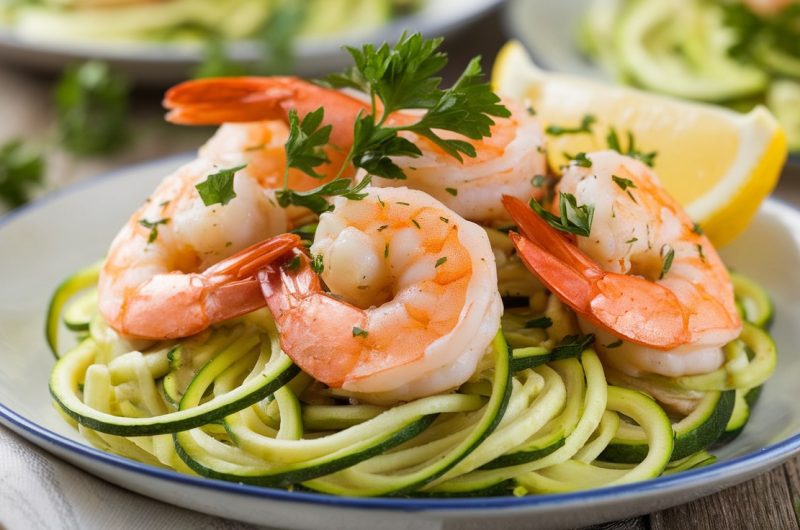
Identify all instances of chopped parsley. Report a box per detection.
[524,316,553,329]
[435,256,448,268]
[285,107,332,179]
[439,216,449,223]
[551,334,596,361]
[529,192,595,237]
[55,61,129,155]
[564,152,592,167]
[605,339,623,349]
[284,255,302,271]
[0,139,44,208]
[352,327,369,338]
[445,187,458,196]
[530,174,546,188]
[195,165,245,206]
[138,217,169,244]
[310,254,324,275]
[545,114,595,136]
[697,244,706,262]
[384,243,389,258]
[606,128,658,167]
[276,175,371,214]
[377,224,389,232]
[692,223,704,235]
[411,219,421,229]
[612,175,637,191]
[660,244,675,279]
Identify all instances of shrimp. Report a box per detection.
[163,77,548,224]
[503,150,742,379]
[371,101,548,223]
[98,157,300,339]
[259,187,502,403]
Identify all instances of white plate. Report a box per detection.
[1,155,799,530]
[0,0,502,84]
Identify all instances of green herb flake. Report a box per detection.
[660,244,675,279]
[529,192,595,237]
[397,201,411,206]
[195,165,245,206]
[692,223,704,235]
[377,224,389,232]
[564,152,592,167]
[439,216,449,223]
[411,219,421,229]
[612,175,637,191]
[605,339,623,349]
[625,237,638,244]
[696,244,706,262]
[551,334,595,361]
[310,254,324,275]
[138,217,170,244]
[435,256,448,268]
[0,139,44,208]
[445,187,458,196]
[545,114,595,136]
[352,326,369,338]
[524,316,553,329]
[384,243,390,258]
[285,107,332,179]
[606,127,657,167]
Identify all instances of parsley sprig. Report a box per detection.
[275,33,509,213]
[546,114,595,136]
[0,139,44,208]
[530,192,595,238]
[607,128,658,167]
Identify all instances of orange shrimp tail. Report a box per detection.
[259,251,364,387]
[503,196,691,349]
[163,76,369,148]
[117,234,301,340]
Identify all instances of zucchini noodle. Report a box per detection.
[46,229,778,497]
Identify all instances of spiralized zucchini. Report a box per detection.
[47,235,777,497]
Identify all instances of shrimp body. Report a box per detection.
[165,77,547,224]
[260,187,502,403]
[373,101,548,223]
[504,150,741,378]
[98,158,299,339]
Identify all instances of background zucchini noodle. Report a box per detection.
[45,229,778,497]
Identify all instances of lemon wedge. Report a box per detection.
[492,41,788,246]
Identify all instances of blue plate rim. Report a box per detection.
[1,155,799,513]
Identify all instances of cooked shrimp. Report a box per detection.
[371,101,548,223]
[503,150,741,379]
[164,77,548,224]
[260,187,502,403]
[98,158,300,339]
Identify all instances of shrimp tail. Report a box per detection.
[163,77,369,148]
[112,234,301,340]
[502,195,691,349]
[259,251,364,387]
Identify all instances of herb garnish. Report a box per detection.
[55,61,129,155]
[692,223,704,235]
[524,316,553,329]
[660,244,675,279]
[276,33,508,212]
[285,255,302,271]
[310,254,324,274]
[551,334,596,360]
[606,128,657,167]
[195,165,245,206]
[605,339,623,349]
[612,175,637,191]
[546,114,595,136]
[352,327,369,338]
[138,217,170,244]
[284,108,332,179]
[435,257,448,268]
[0,139,44,208]
[445,187,458,196]
[530,192,595,237]
[564,152,592,167]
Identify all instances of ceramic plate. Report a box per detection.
[1,156,799,529]
[0,0,502,84]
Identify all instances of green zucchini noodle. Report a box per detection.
[46,229,778,497]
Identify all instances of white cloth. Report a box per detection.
[0,424,261,530]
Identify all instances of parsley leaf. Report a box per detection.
[551,334,595,361]
[195,165,245,206]
[612,175,637,191]
[324,32,509,180]
[285,108,332,179]
[310,254,324,274]
[529,192,595,237]
[524,316,553,329]
[546,114,595,136]
[55,61,129,155]
[564,152,592,167]
[276,175,371,214]
[435,257,447,268]
[606,127,658,167]
[138,217,169,244]
[0,139,44,208]
[352,326,369,338]
[660,244,675,279]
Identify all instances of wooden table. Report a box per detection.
[1,5,799,529]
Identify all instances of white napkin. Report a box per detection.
[0,424,260,530]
